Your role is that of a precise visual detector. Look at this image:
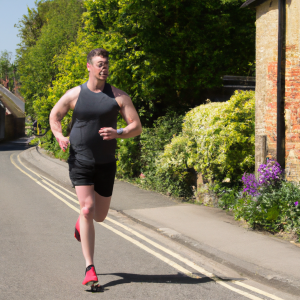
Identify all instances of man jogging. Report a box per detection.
[49,48,142,290]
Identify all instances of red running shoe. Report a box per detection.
[74,216,80,242]
[82,265,99,287]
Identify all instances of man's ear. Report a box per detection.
[87,62,91,72]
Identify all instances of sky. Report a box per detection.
[0,0,37,61]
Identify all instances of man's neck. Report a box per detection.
[87,78,106,93]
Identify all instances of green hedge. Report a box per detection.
[158,90,255,187]
[116,90,255,199]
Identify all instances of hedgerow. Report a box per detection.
[157,90,255,189]
[115,90,255,199]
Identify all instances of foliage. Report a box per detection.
[115,112,185,197]
[242,173,260,197]
[0,50,16,91]
[39,131,70,161]
[16,0,85,117]
[258,160,283,185]
[242,159,284,197]
[154,134,195,198]
[139,112,184,175]
[235,181,300,236]
[161,90,255,186]
[116,136,141,179]
[210,182,241,209]
[16,0,255,157]
[83,0,255,125]
[33,29,97,130]
[138,112,191,198]
[211,159,300,240]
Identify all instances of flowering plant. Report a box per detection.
[257,160,283,186]
[242,160,283,197]
[241,173,260,197]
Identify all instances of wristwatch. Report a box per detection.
[117,128,124,135]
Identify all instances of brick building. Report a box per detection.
[242,0,300,181]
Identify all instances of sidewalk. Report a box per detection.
[20,146,300,295]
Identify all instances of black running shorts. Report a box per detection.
[68,160,116,197]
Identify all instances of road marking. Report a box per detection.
[12,153,284,300]
[16,154,76,197]
[104,219,284,300]
[16,155,79,205]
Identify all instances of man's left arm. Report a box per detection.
[99,94,142,140]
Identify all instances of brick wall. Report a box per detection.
[256,0,300,181]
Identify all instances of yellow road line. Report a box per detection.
[11,154,80,212]
[17,155,79,205]
[17,154,76,196]
[11,156,196,276]
[13,153,280,300]
[41,180,79,205]
[233,281,284,300]
[104,218,284,300]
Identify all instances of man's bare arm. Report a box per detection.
[117,94,142,138]
[99,88,142,140]
[49,86,80,150]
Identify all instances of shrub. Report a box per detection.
[137,112,194,198]
[210,182,242,209]
[242,159,284,197]
[235,181,300,236]
[183,90,255,182]
[232,160,300,240]
[116,136,141,179]
[146,135,194,198]
[157,90,255,195]
[139,112,183,175]
[40,131,70,161]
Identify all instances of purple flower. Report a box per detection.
[295,201,299,206]
[242,160,284,198]
[257,160,283,186]
[242,173,260,197]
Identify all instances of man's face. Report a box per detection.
[87,55,109,81]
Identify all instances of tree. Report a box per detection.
[0,50,16,91]
[16,0,255,127]
[15,0,85,116]
[83,0,255,125]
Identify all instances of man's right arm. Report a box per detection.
[49,86,80,151]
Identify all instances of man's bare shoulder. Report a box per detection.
[110,85,130,100]
[63,86,81,101]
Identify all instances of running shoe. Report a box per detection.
[82,265,99,286]
[74,216,80,242]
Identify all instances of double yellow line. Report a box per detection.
[10,153,284,300]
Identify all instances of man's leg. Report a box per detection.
[76,185,95,267]
[94,192,111,222]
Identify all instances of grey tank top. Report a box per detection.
[69,82,120,165]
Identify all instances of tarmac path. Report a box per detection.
[0,140,296,300]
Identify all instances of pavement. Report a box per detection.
[18,142,300,296]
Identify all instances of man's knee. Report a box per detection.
[94,214,107,223]
[81,206,94,219]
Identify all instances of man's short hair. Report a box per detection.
[87,48,109,64]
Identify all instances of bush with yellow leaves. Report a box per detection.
[157,90,255,190]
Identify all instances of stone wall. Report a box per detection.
[255,0,279,171]
[256,0,300,181]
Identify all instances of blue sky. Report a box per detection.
[0,0,37,61]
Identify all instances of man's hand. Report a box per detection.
[98,127,118,140]
[56,135,70,152]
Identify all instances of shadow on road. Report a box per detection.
[88,272,244,293]
[0,140,32,152]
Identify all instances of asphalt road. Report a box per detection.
[0,141,296,300]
